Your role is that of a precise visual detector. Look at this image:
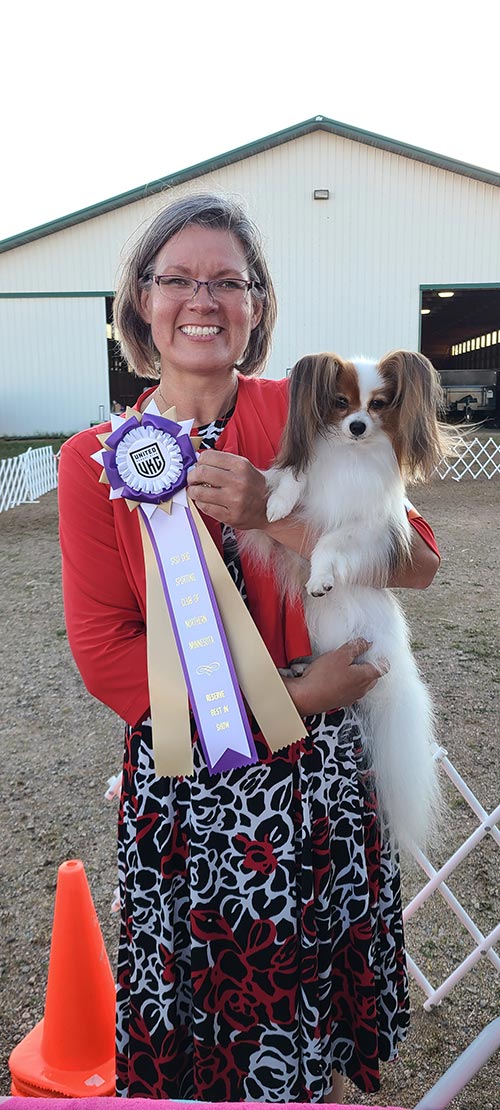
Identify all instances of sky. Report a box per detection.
[2,0,500,243]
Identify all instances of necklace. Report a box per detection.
[154,385,171,414]
[155,376,238,422]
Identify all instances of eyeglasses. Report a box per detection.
[152,275,262,302]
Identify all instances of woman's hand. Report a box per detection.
[187,450,269,529]
[282,638,388,716]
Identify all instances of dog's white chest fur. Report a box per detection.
[267,433,410,599]
[305,433,404,526]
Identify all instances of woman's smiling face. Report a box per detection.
[140,225,263,379]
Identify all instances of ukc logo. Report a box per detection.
[129,442,166,478]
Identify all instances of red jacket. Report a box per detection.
[58,375,439,727]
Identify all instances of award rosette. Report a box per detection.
[92,399,305,778]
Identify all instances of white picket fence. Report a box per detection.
[0,436,498,515]
[0,446,58,513]
[399,748,500,1104]
[405,745,500,1010]
[436,435,500,479]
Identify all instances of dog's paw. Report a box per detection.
[266,491,295,523]
[290,659,310,677]
[306,571,335,597]
[279,657,313,678]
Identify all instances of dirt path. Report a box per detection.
[0,479,498,1108]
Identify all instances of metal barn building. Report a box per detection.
[1,114,500,436]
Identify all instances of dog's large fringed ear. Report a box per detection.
[380,350,450,480]
[277,353,342,474]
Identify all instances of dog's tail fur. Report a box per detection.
[359,649,441,855]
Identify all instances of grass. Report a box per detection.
[0,437,66,459]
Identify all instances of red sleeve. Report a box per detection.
[58,436,150,726]
[407,508,441,560]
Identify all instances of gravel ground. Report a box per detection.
[0,479,499,1108]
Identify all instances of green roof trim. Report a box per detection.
[419,281,500,290]
[2,114,500,254]
[0,290,114,298]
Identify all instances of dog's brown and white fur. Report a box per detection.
[255,351,450,852]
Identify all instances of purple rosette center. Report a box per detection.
[102,414,197,504]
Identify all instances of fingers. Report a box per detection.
[350,653,391,702]
[288,640,390,714]
[187,451,268,529]
[187,452,239,519]
[330,641,390,701]
[356,663,384,695]
[374,655,390,676]
[187,450,244,487]
[187,496,229,524]
[345,638,390,676]
[346,638,390,699]
[347,637,373,661]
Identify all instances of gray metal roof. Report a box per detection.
[2,114,500,254]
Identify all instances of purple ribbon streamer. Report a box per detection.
[140,504,258,776]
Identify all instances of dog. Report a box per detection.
[255,350,451,852]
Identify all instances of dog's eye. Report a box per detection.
[335,397,349,410]
[369,398,386,411]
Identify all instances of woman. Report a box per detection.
[58,193,439,1102]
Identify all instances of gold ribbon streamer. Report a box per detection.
[138,511,194,777]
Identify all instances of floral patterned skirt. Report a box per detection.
[115,707,409,1101]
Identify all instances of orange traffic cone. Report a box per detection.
[9,859,116,1097]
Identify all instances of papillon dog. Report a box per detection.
[253,350,451,852]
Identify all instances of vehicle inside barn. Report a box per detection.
[420,286,500,424]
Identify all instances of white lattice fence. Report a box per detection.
[405,746,500,1010]
[436,436,500,479]
[0,447,58,512]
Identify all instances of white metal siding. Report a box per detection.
[1,130,500,433]
[221,133,500,373]
[0,296,109,435]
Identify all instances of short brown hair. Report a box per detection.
[113,193,277,378]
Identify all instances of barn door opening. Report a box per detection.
[420,285,500,424]
[106,297,157,412]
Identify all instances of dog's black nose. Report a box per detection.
[349,420,366,437]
